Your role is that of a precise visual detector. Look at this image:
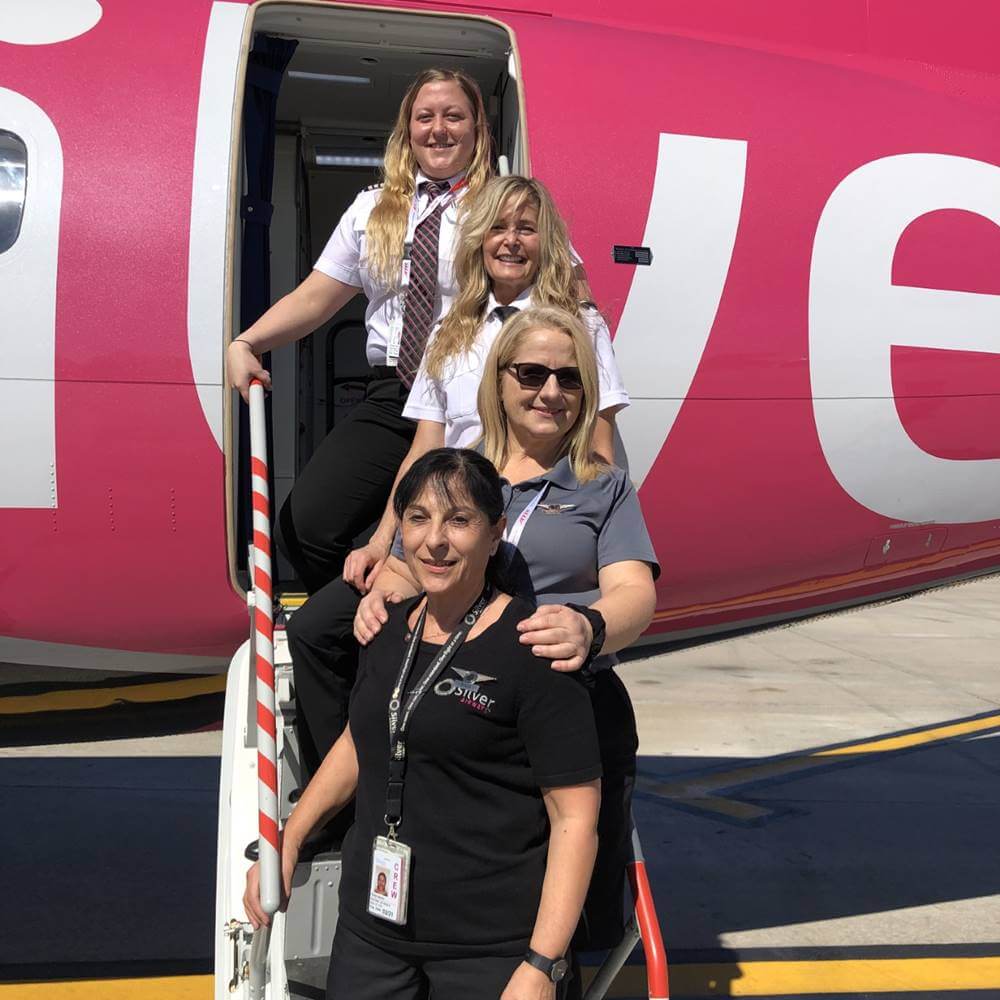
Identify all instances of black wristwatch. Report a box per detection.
[524,948,569,982]
[566,603,606,668]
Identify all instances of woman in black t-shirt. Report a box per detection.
[244,448,601,1000]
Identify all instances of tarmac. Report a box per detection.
[1,575,999,997]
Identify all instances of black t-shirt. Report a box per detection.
[339,595,602,957]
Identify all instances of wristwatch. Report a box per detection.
[566,603,606,668]
[524,948,569,982]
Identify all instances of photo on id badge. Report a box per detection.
[368,835,410,924]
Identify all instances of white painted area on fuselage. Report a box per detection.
[0,635,226,674]
[0,0,102,45]
[188,1,248,452]
[810,153,1000,524]
[613,132,748,487]
[0,87,62,508]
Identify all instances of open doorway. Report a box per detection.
[231,2,526,591]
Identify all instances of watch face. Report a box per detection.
[551,959,569,982]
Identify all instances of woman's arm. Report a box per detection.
[342,419,446,591]
[517,560,656,671]
[592,408,618,466]
[500,781,601,1000]
[353,555,421,645]
[228,270,359,401]
[243,724,360,928]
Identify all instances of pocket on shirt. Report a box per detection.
[443,360,481,423]
[437,252,458,305]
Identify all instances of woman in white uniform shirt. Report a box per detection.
[226,68,493,593]
[342,175,628,591]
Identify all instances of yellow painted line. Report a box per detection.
[816,714,1000,756]
[281,594,307,608]
[668,956,1000,995]
[0,674,226,716]
[0,976,212,999]
[640,712,1000,821]
[8,959,1000,998]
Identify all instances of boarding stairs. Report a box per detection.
[213,380,670,999]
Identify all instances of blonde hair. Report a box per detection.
[365,69,492,287]
[477,306,606,483]
[425,176,577,380]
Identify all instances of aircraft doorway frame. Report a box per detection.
[221,0,531,598]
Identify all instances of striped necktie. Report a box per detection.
[397,180,450,387]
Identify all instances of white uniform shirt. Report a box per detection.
[314,170,468,367]
[402,287,631,448]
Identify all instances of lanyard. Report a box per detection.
[383,585,491,834]
[503,482,549,550]
[399,176,468,289]
[405,176,468,244]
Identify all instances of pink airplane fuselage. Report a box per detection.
[2,0,1000,668]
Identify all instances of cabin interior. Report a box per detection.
[232,3,525,590]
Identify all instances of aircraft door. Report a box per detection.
[0,90,61,510]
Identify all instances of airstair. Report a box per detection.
[214,380,670,999]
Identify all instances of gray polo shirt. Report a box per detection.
[498,457,658,671]
[394,455,659,672]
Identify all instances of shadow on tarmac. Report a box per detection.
[2,703,999,997]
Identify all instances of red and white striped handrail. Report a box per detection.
[248,378,280,915]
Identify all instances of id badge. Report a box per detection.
[386,317,402,366]
[367,835,411,925]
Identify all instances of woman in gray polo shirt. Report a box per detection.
[356,305,659,955]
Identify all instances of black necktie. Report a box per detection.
[491,305,519,324]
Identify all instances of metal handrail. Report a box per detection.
[583,816,670,1000]
[248,379,281,916]
[629,822,670,999]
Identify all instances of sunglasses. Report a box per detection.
[505,362,584,391]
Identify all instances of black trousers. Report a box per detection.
[287,574,364,840]
[278,375,415,594]
[328,924,575,1000]
[575,669,639,952]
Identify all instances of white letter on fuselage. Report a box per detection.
[614,133,748,486]
[810,154,1000,524]
[0,88,61,508]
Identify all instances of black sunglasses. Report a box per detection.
[505,362,584,391]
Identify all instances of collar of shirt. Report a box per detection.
[415,169,468,203]
[486,285,534,323]
[501,453,580,493]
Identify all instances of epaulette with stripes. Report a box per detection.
[363,182,384,192]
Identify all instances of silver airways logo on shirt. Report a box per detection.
[539,503,576,514]
[434,667,497,714]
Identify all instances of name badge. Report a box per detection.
[367,835,411,925]
[386,317,402,366]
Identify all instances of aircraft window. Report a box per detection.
[0,131,27,254]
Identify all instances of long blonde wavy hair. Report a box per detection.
[365,68,492,287]
[477,306,606,483]
[424,176,578,381]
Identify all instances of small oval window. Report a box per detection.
[0,131,27,254]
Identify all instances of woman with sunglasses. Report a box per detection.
[344,174,628,593]
[288,177,624,812]
[357,306,658,963]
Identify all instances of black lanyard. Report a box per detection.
[383,586,492,834]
